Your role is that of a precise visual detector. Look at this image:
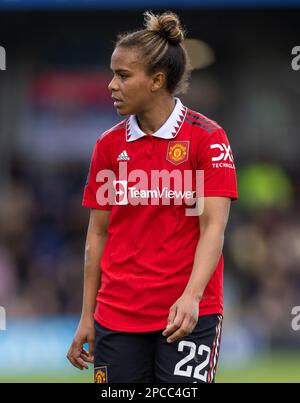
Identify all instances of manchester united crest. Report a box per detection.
[166,141,190,166]
[94,366,108,383]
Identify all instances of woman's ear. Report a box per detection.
[151,71,166,92]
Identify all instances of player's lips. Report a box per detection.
[112,96,124,108]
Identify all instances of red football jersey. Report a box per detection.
[83,98,238,332]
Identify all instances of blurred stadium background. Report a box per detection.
[1,0,300,383]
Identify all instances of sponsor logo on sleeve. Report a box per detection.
[210,143,235,169]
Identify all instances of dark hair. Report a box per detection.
[115,11,191,95]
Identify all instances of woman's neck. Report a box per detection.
[136,96,176,134]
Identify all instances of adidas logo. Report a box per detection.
[117,150,130,161]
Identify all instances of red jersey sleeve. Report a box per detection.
[197,128,239,200]
[82,136,113,210]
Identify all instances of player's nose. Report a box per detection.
[108,76,119,92]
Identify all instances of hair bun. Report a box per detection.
[144,11,185,45]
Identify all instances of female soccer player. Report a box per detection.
[67,11,238,383]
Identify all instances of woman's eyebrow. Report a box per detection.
[110,67,131,73]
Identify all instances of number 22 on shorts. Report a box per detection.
[173,341,211,382]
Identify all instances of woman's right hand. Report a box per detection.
[66,316,95,370]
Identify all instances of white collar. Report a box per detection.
[126,97,187,142]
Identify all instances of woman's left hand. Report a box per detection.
[162,293,200,343]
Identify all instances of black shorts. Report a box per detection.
[94,314,223,383]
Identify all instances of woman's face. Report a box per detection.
[108,46,156,116]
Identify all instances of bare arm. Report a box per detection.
[81,208,111,319]
[163,197,231,343]
[184,196,230,300]
[67,209,111,370]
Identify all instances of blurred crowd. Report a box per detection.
[0,160,88,316]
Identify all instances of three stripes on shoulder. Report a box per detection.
[185,111,220,133]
